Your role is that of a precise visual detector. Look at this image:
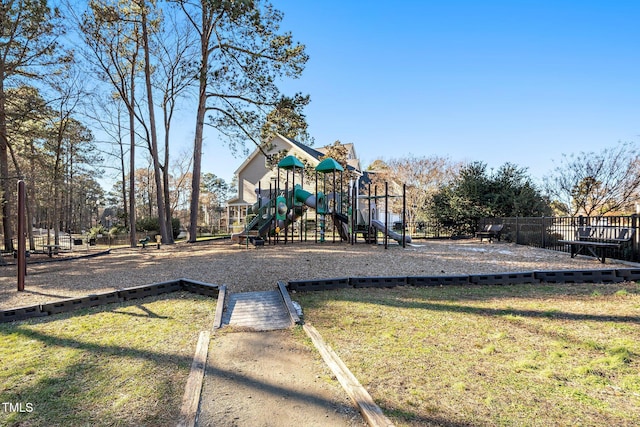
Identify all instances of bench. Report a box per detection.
[476,224,504,242]
[139,236,151,248]
[558,227,634,263]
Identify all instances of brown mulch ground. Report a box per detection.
[0,238,632,310]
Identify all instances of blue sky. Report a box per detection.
[201,0,640,186]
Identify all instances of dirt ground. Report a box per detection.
[197,329,365,427]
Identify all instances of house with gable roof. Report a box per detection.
[225,134,362,233]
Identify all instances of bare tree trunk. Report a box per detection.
[128,80,137,247]
[140,4,169,244]
[28,142,36,250]
[163,145,174,243]
[0,78,13,252]
[120,144,128,228]
[188,86,206,243]
[8,136,35,251]
[114,112,128,229]
[188,11,210,243]
[52,128,64,246]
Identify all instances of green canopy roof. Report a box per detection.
[277,155,305,170]
[315,157,344,173]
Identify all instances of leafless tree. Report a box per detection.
[544,142,640,216]
[369,155,461,227]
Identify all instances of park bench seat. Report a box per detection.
[476,224,504,242]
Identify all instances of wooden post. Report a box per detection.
[17,180,26,291]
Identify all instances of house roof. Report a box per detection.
[285,137,325,160]
[232,134,324,176]
[231,133,364,190]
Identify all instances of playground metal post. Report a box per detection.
[273,166,280,245]
[339,170,343,214]
[17,180,26,291]
[352,179,357,244]
[368,183,372,243]
[374,185,378,245]
[384,182,389,250]
[300,170,303,242]
[268,181,272,245]
[292,166,296,244]
[322,172,327,243]
[332,170,336,243]
[315,171,318,243]
[285,169,289,244]
[402,183,407,248]
[245,221,249,249]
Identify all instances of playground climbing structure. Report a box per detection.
[231,154,411,248]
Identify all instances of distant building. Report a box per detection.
[224,134,364,233]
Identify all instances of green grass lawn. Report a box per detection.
[296,283,640,427]
[0,292,217,427]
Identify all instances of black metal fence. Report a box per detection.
[0,232,157,253]
[479,215,640,262]
[401,220,456,239]
[14,235,74,253]
[5,217,639,262]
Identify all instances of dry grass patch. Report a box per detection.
[0,292,217,427]
[296,283,640,426]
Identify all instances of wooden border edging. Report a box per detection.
[277,280,301,325]
[177,330,210,427]
[302,324,395,427]
[213,285,226,329]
